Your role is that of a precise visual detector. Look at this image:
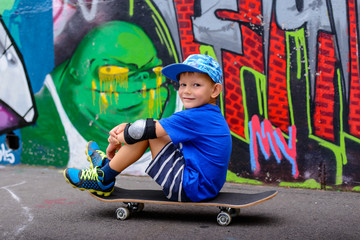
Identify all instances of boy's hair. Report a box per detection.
[161,54,223,85]
[178,71,214,83]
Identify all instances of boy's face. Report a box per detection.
[178,72,220,109]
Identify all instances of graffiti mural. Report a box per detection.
[176,0,359,190]
[0,1,48,162]
[0,17,37,136]
[1,0,359,191]
[20,0,180,173]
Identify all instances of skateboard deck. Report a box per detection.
[90,187,278,226]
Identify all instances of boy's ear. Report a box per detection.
[211,83,223,98]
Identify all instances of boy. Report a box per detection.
[64,54,232,202]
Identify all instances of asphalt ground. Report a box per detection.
[1,165,359,240]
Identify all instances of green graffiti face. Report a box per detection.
[53,21,176,144]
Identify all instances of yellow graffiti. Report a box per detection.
[153,66,163,117]
[142,82,147,98]
[109,84,114,104]
[149,89,155,117]
[99,65,129,91]
[99,92,109,114]
[92,79,96,105]
[93,66,164,115]
[96,66,129,113]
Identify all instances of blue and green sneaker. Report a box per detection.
[63,167,114,196]
[85,141,107,168]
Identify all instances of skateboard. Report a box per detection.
[90,187,278,226]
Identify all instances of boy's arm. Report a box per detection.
[106,123,127,159]
[108,120,168,145]
[106,143,121,160]
[154,120,168,138]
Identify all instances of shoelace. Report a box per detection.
[96,150,107,160]
[80,167,100,181]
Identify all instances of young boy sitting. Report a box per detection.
[64,54,232,202]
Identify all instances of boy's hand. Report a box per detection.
[108,135,120,145]
[109,123,127,136]
[109,123,127,144]
[106,143,121,160]
[106,123,127,159]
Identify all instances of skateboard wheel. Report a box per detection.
[116,207,130,220]
[217,212,232,226]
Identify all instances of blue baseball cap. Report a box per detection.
[161,54,223,84]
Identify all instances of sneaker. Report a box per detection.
[63,167,114,196]
[86,141,107,168]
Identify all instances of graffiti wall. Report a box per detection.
[0,0,359,191]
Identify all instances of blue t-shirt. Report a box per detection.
[159,104,232,202]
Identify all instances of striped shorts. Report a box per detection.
[145,142,191,202]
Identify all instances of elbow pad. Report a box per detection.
[124,118,157,144]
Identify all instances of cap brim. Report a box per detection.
[161,63,207,82]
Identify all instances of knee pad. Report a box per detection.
[124,118,157,144]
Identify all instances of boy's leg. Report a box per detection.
[107,140,150,172]
[99,136,171,185]
[145,136,190,202]
[64,140,151,196]
[148,135,172,158]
